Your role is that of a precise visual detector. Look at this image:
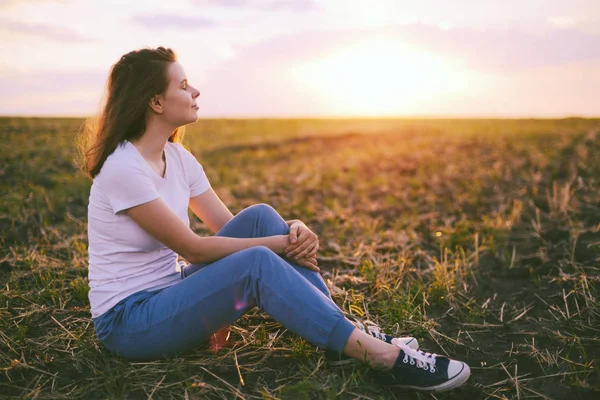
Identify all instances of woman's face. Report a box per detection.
[157,61,200,126]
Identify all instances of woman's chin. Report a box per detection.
[184,115,200,125]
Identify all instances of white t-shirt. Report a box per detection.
[87,140,211,319]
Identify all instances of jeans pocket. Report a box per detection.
[93,303,124,342]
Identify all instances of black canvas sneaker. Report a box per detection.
[378,343,471,392]
[325,320,419,366]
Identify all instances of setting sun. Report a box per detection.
[290,37,476,116]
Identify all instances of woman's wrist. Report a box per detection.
[270,235,290,254]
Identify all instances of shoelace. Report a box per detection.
[355,321,389,342]
[398,343,438,373]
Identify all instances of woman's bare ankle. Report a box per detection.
[368,345,400,370]
[342,328,401,369]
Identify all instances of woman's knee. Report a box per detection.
[246,245,279,263]
[246,246,290,275]
[241,203,288,236]
[245,203,280,220]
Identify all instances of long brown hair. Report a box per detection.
[77,46,184,179]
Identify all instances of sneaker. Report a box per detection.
[378,343,471,392]
[355,320,419,348]
[325,320,419,366]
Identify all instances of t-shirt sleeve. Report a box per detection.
[97,156,160,214]
[176,143,211,197]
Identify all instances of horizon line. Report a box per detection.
[1,114,599,120]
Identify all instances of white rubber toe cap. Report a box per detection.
[447,360,471,380]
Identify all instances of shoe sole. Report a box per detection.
[391,363,471,392]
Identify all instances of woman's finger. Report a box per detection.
[284,233,310,253]
[295,255,318,271]
[304,261,319,272]
[288,224,300,244]
[286,238,313,258]
[305,256,319,271]
[307,243,319,258]
[295,241,318,259]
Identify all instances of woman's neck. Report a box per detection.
[130,119,174,164]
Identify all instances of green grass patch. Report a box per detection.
[1,117,599,398]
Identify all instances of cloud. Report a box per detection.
[1,21,599,117]
[0,18,94,43]
[191,0,247,6]
[0,67,108,116]
[190,0,318,12]
[0,0,70,10]
[548,16,581,29]
[220,23,600,72]
[383,23,600,71]
[0,68,107,96]
[258,0,317,11]
[187,23,600,117]
[132,14,218,30]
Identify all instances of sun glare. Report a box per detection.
[290,37,474,116]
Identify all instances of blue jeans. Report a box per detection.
[92,204,356,361]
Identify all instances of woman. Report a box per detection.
[79,46,470,393]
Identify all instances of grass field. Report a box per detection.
[0,116,599,399]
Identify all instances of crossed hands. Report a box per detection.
[285,221,320,272]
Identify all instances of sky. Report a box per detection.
[0,0,599,118]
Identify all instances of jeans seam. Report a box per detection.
[257,279,342,338]
[118,276,253,335]
[114,273,341,342]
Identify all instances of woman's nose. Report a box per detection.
[192,87,200,98]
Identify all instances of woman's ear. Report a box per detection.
[149,95,164,114]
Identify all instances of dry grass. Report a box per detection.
[0,116,599,399]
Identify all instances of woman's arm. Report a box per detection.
[126,197,289,264]
[189,188,234,233]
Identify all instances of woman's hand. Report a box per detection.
[286,221,319,261]
[290,255,319,272]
